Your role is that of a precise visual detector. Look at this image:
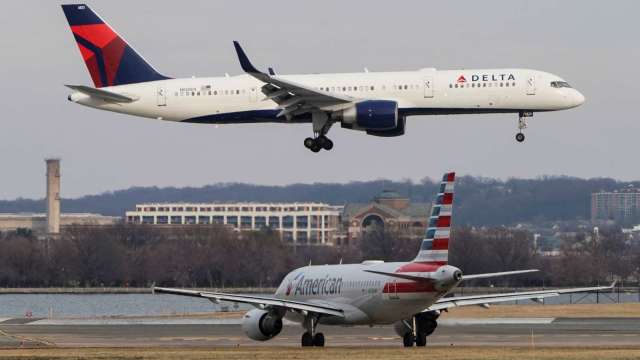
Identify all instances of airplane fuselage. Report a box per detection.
[273,261,460,326]
[69,68,585,124]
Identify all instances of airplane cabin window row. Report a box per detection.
[449,82,517,89]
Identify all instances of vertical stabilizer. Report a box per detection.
[61,4,169,88]
[413,172,455,265]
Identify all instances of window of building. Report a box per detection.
[157,216,168,224]
[297,231,308,243]
[241,216,252,229]
[282,216,294,229]
[212,216,224,224]
[170,216,182,224]
[198,216,210,224]
[268,216,280,228]
[255,216,266,228]
[142,216,154,224]
[296,216,308,228]
[185,216,196,225]
[283,231,294,243]
[226,216,238,227]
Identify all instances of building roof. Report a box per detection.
[374,190,407,200]
[343,202,430,219]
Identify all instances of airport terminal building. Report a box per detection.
[125,202,342,246]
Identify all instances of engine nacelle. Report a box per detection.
[338,100,399,132]
[366,116,406,137]
[241,309,283,341]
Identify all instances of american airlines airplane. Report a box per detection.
[62,4,585,152]
[155,172,611,347]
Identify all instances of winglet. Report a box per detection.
[233,41,262,74]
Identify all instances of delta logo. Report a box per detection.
[456,75,467,83]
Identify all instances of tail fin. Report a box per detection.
[61,4,169,88]
[414,172,455,265]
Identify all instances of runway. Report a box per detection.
[1,318,639,348]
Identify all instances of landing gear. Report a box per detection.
[301,332,314,347]
[516,111,532,143]
[304,111,334,152]
[301,315,325,347]
[402,333,414,347]
[400,312,439,347]
[303,136,333,152]
[313,332,325,347]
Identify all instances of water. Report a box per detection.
[0,291,636,319]
[0,294,253,318]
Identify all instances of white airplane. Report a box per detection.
[154,172,612,347]
[62,4,585,152]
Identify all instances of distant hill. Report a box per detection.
[0,176,636,226]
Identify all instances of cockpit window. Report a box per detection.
[550,81,572,88]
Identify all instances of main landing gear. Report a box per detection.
[304,135,333,153]
[401,312,439,347]
[304,111,334,152]
[516,111,533,143]
[301,315,325,347]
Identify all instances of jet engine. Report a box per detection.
[241,309,283,341]
[337,100,401,135]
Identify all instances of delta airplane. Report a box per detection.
[62,4,585,152]
[154,172,611,347]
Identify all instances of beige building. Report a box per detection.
[342,190,429,246]
[126,202,343,246]
[0,213,120,234]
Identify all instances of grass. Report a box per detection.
[443,303,640,318]
[0,347,640,360]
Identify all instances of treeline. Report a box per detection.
[0,225,637,288]
[1,176,638,226]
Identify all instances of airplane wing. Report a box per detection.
[427,283,615,311]
[153,287,344,318]
[233,41,354,119]
[462,269,539,280]
[363,269,538,282]
[65,85,138,103]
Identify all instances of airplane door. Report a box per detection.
[526,74,536,95]
[423,76,434,98]
[389,280,400,300]
[157,87,167,106]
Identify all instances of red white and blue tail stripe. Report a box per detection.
[413,172,455,265]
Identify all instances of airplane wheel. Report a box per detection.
[402,333,414,347]
[322,138,334,151]
[415,333,427,347]
[516,133,525,142]
[310,143,322,153]
[301,332,313,347]
[304,137,315,149]
[313,332,325,347]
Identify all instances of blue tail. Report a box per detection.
[61,4,170,88]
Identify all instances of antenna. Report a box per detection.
[339,258,343,264]
[364,67,369,73]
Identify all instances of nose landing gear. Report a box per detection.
[516,111,533,143]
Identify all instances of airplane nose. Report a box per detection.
[573,91,585,107]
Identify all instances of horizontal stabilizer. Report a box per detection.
[363,269,434,282]
[463,269,539,280]
[66,84,138,103]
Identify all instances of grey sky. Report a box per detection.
[0,0,638,199]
